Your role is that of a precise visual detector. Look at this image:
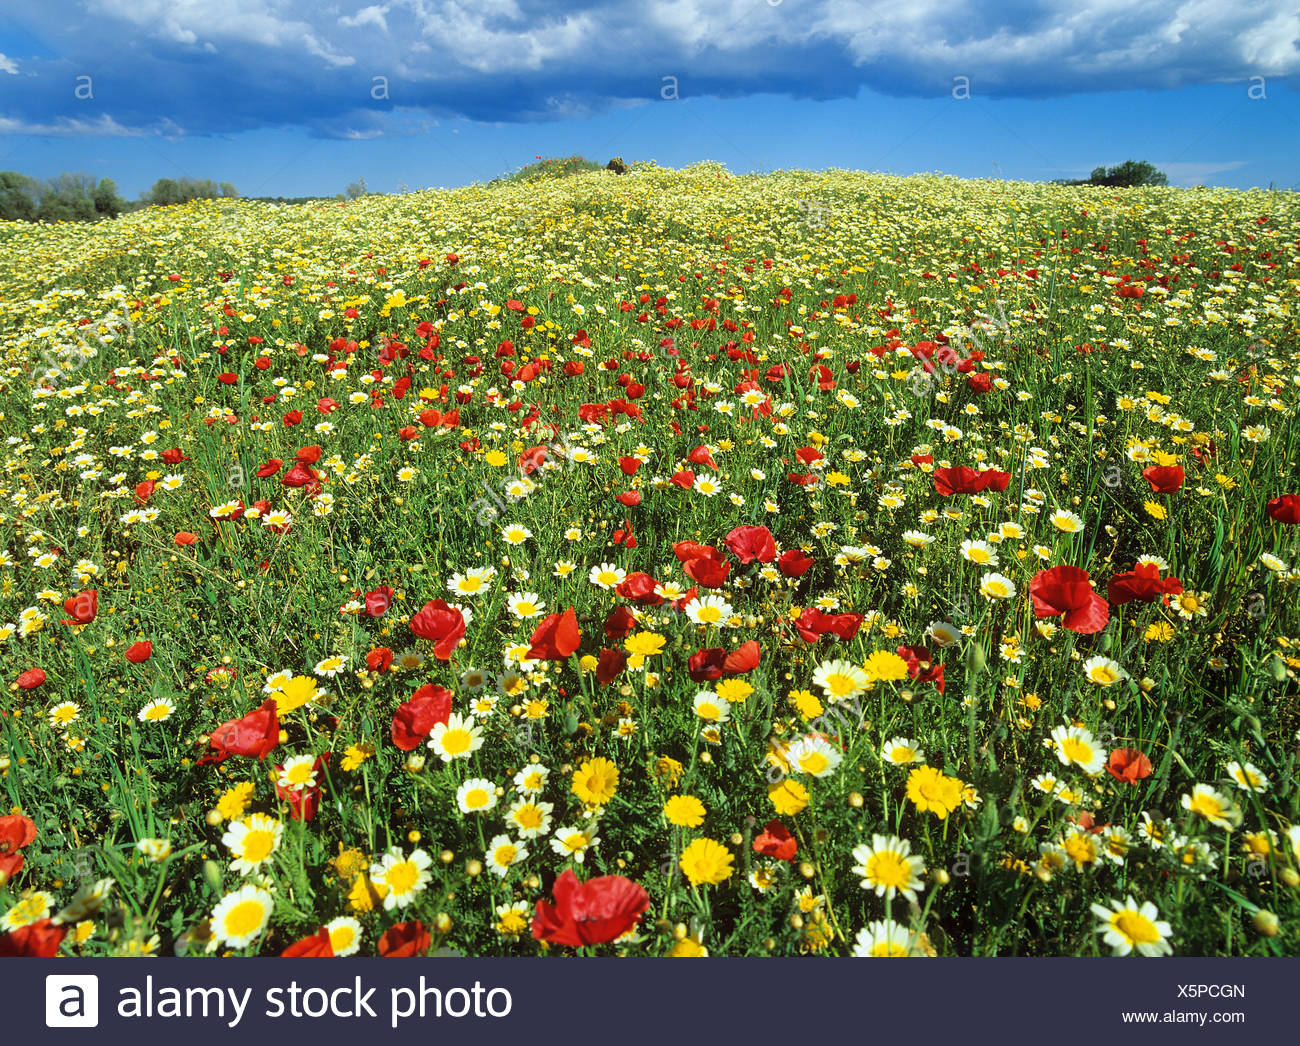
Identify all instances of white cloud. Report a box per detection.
[0,113,182,137]
[0,53,18,75]
[86,0,356,64]
[1157,160,1249,185]
[339,5,391,32]
[14,1,1299,134]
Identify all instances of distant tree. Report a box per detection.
[36,172,98,222]
[143,176,233,206]
[346,177,368,199]
[147,177,182,206]
[1084,160,1168,188]
[91,177,126,217]
[0,170,38,221]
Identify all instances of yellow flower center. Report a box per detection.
[1113,910,1160,946]
[385,860,419,894]
[866,851,911,891]
[799,751,830,776]
[1188,793,1224,820]
[223,899,266,938]
[1061,736,1093,764]
[441,728,472,755]
[1063,834,1097,864]
[284,762,315,787]
[241,829,276,864]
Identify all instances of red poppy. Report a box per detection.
[615,572,663,606]
[1029,565,1109,634]
[1106,747,1153,785]
[197,698,280,766]
[616,490,642,507]
[1107,562,1183,605]
[364,585,395,618]
[125,640,153,664]
[1069,811,1109,834]
[16,668,46,690]
[723,640,762,674]
[135,480,155,504]
[283,409,303,426]
[281,461,318,488]
[273,753,330,821]
[753,820,797,861]
[391,684,453,751]
[174,531,199,546]
[62,589,98,625]
[617,456,643,476]
[683,553,730,588]
[688,445,718,468]
[777,549,815,577]
[966,372,992,394]
[603,606,637,642]
[378,921,431,957]
[669,469,695,489]
[934,466,1011,495]
[688,647,726,682]
[1266,494,1300,524]
[256,459,283,478]
[1141,465,1185,493]
[0,918,66,957]
[596,648,628,686]
[161,448,186,464]
[519,445,547,475]
[531,869,650,947]
[0,813,38,881]
[792,608,863,643]
[895,645,945,694]
[408,599,466,660]
[672,540,715,563]
[527,607,581,660]
[724,524,777,564]
[281,927,333,957]
[366,647,394,674]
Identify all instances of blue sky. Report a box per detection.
[2,2,1298,198]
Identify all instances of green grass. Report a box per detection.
[0,163,1297,957]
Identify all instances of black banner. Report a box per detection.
[5,957,1295,1043]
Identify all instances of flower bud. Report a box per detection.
[1252,909,1279,938]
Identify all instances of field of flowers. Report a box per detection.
[1,163,1298,957]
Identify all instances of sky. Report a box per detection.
[1,1,1298,199]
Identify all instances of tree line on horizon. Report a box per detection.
[1,158,1177,224]
[0,171,246,223]
[1053,160,1170,188]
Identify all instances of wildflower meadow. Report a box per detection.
[1,162,1298,958]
